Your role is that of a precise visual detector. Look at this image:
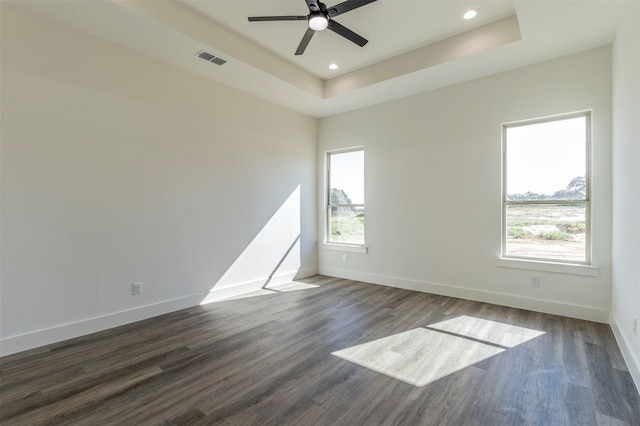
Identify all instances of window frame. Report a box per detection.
[325,146,366,248]
[501,111,592,265]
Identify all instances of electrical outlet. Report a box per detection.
[634,317,638,336]
[342,254,348,262]
[132,282,142,296]
[531,276,541,287]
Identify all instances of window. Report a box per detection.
[327,148,365,245]
[503,112,590,264]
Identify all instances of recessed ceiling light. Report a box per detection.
[329,63,338,70]
[463,9,478,20]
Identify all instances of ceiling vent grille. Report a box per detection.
[196,50,227,66]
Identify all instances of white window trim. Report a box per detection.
[324,146,367,251]
[496,258,598,277]
[500,111,592,266]
[321,243,368,254]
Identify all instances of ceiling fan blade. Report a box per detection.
[248,16,308,22]
[327,0,377,18]
[295,27,316,55]
[327,20,368,47]
[304,0,322,13]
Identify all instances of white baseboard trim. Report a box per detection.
[200,267,318,304]
[319,267,610,323]
[0,293,205,357]
[610,315,640,395]
[0,267,317,357]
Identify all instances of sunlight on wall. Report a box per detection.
[332,316,545,387]
[200,186,302,305]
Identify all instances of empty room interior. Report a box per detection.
[1,0,639,424]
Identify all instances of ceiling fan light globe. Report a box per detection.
[309,14,328,31]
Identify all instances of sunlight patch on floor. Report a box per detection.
[332,316,545,387]
[427,315,545,348]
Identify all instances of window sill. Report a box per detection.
[496,258,599,277]
[321,243,368,254]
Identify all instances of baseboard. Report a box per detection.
[199,267,318,304]
[0,293,206,357]
[610,315,640,394]
[319,267,610,323]
[0,267,318,358]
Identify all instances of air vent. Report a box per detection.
[197,51,215,61]
[196,50,227,66]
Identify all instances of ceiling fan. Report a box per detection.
[248,0,377,55]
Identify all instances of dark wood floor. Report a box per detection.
[1,275,639,425]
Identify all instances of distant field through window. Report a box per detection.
[327,148,365,245]
[503,112,590,263]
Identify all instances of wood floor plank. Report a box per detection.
[1,275,638,425]
[564,383,598,426]
[2,366,162,425]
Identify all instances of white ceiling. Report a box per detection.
[181,0,517,79]
[10,0,632,118]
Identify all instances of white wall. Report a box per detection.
[0,6,317,356]
[319,47,612,323]
[611,0,640,391]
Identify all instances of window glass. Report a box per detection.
[506,117,586,201]
[329,150,364,204]
[329,207,365,245]
[505,203,587,262]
